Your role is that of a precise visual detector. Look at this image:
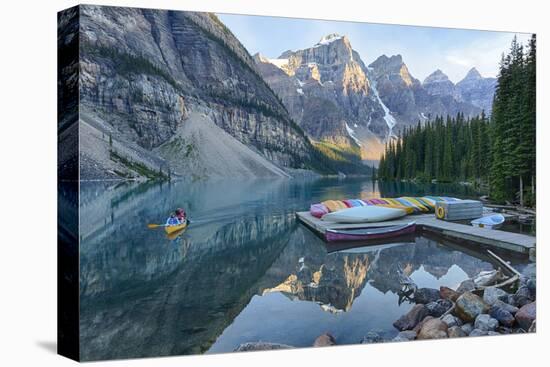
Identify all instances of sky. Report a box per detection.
[217,13,531,83]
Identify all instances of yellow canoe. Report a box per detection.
[165,221,188,234]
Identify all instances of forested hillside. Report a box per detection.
[378,35,536,206]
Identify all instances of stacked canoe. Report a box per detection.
[310,196,459,219]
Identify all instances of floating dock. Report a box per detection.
[296,211,535,256]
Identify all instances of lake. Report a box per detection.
[68,178,530,360]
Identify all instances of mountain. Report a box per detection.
[422,69,461,99]
[456,67,497,113]
[369,57,484,128]
[254,34,398,161]
[70,5,335,180]
[255,36,496,163]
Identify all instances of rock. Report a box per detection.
[520,263,536,279]
[413,288,441,304]
[455,292,490,322]
[441,314,462,328]
[417,318,448,340]
[448,326,467,338]
[510,286,533,308]
[313,333,337,347]
[392,330,417,342]
[361,331,384,344]
[440,286,460,302]
[493,299,519,314]
[497,326,513,334]
[526,278,536,298]
[490,305,515,327]
[469,329,488,337]
[474,314,499,331]
[235,342,294,352]
[488,331,500,336]
[461,323,474,335]
[516,286,533,300]
[528,320,536,332]
[473,269,505,287]
[515,302,536,330]
[483,287,509,305]
[413,316,434,333]
[426,300,451,317]
[393,304,429,331]
[456,279,476,293]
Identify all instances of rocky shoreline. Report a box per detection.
[234,265,536,351]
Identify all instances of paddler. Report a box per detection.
[175,208,187,223]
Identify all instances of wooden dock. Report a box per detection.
[296,211,536,256]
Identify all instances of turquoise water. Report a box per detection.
[73,178,527,361]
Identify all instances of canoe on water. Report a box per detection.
[321,206,407,223]
[325,222,416,242]
[164,220,189,234]
[471,214,505,229]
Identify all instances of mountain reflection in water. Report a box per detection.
[73,178,511,361]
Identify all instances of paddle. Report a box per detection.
[147,218,192,229]
[147,223,167,229]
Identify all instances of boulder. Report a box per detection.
[492,300,519,314]
[426,300,451,317]
[313,333,337,347]
[393,304,429,331]
[497,326,513,334]
[448,326,467,338]
[490,305,515,327]
[235,342,294,352]
[515,302,536,330]
[469,329,488,337]
[414,288,441,304]
[520,263,536,279]
[413,316,434,333]
[526,278,536,298]
[461,323,474,335]
[456,279,476,293]
[440,286,460,302]
[441,314,462,328]
[516,286,533,301]
[417,318,448,340]
[392,330,417,342]
[474,314,499,331]
[361,331,384,344]
[511,286,533,307]
[483,287,509,305]
[455,292,490,322]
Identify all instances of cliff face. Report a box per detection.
[254,34,392,161]
[77,5,322,180]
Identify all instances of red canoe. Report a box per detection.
[325,222,416,242]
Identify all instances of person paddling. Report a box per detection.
[175,208,187,223]
[165,213,181,227]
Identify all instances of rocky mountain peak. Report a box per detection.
[369,54,415,87]
[423,69,451,84]
[369,54,404,71]
[316,33,346,46]
[463,67,482,80]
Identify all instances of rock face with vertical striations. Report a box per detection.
[76,5,327,180]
